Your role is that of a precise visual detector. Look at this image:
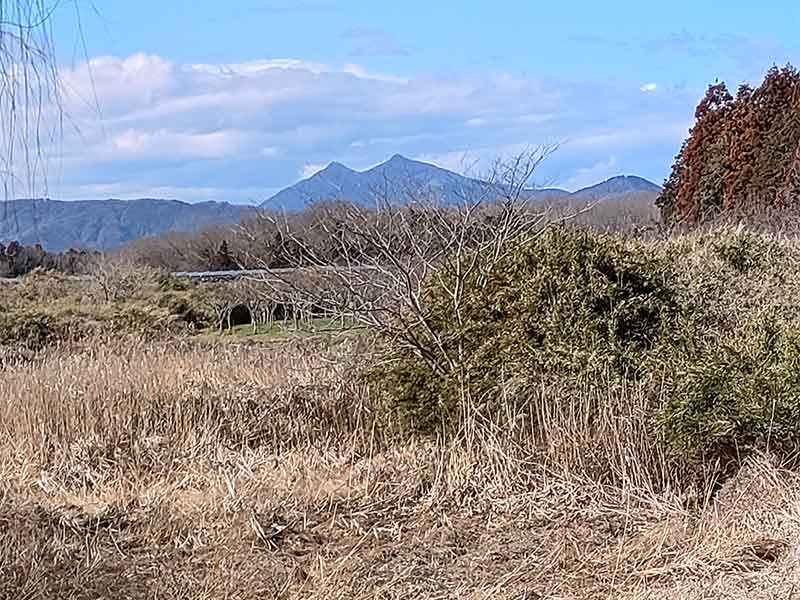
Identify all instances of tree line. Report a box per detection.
[659,65,800,224]
[0,242,98,278]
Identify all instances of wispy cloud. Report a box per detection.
[301,163,326,178]
[340,26,409,57]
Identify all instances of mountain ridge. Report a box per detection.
[262,154,660,209]
[0,156,661,252]
[0,197,255,252]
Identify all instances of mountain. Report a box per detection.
[262,155,658,209]
[0,198,255,251]
[263,154,571,209]
[571,175,662,199]
[263,154,493,208]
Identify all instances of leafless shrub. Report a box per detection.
[88,255,161,303]
[0,1,65,205]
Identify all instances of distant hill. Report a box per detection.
[0,198,255,251]
[262,154,659,209]
[0,157,661,252]
[570,175,662,200]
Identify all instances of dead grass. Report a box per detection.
[5,225,800,598]
[2,331,800,599]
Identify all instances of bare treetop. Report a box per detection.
[0,0,63,206]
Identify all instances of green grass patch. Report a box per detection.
[196,318,366,344]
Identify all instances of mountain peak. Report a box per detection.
[605,174,651,184]
[321,161,353,174]
[261,153,661,209]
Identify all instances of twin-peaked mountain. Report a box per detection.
[262,154,660,209]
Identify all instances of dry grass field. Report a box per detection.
[4,225,800,598]
[2,336,800,599]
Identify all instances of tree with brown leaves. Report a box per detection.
[659,65,800,224]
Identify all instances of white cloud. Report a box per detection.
[26,52,697,203]
[563,157,619,191]
[301,163,326,178]
[188,58,329,77]
[640,82,658,93]
[108,129,248,160]
[60,53,177,116]
[260,146,280,157]
[342,63,408,84]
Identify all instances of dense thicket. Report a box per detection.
[380,226,800,463]
[0,241,97,278]
[659,65,800,223]
[123,194,660,273]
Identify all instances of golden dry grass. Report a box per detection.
[2,333,800,599]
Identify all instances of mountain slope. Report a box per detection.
[0,198,255,251]
[0,160,662,252]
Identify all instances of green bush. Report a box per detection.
[383,227,680,431]
[0,312,82,350]
[660,315,800,457]
[0,312,55,349]
[380,226,800,465]
[156,291,214,328]
[710,229,779,274]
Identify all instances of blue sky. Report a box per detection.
[42,0,800,203]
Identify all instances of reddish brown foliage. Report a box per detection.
[659,65,800,224]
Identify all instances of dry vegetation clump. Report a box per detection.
[546,191,661,233]
[121,189,662,275]
[0,262,217,357]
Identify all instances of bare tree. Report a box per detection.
[88,254,158,303]
[241,147,591,378]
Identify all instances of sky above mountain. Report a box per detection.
[37,1,800,204]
